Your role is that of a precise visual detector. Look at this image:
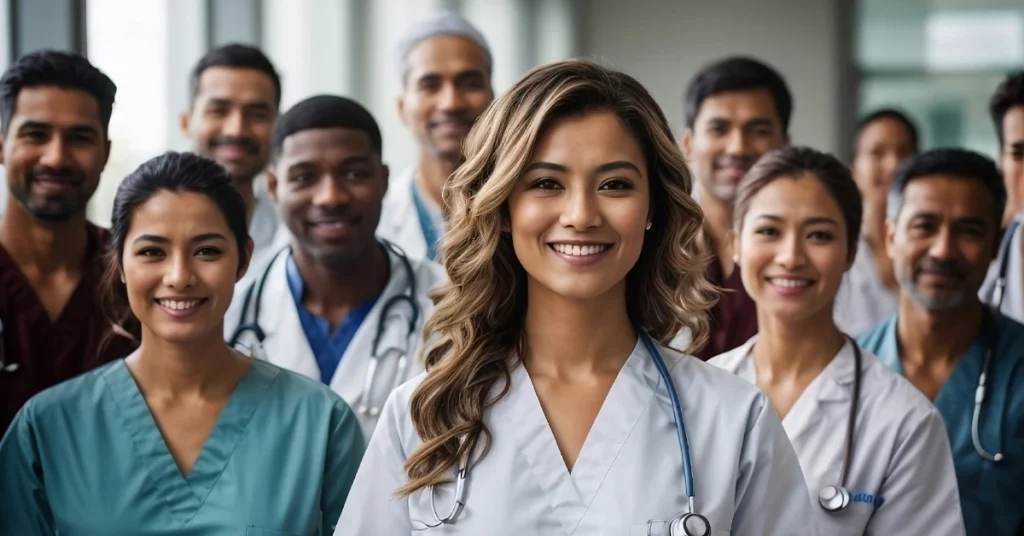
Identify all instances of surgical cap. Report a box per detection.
[394,11,493,83]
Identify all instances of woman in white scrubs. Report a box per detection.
[709,147,965,535]
[335,60,817,535]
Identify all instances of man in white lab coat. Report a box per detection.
[377,12,494,261]
[225,95,446,440]
[981,71,1024,323]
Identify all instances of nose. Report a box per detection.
[39,137,69,168]
[724,128,751,156]
[558,187,602,231]
[163,253,197,289]
[928,226,956,260]
[312,174,352,208]
[775,232,808,270]
[437,82,467,112]
[222,109,246,137]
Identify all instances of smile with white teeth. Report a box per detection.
[769,277,813,288]
[157,299,204,310]
[551,243,610,256]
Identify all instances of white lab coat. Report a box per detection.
[335,340,819,535]
[709,337,965,536]
[378,167,431,261]
[834,238,898,338]
[980,216,1023,324]
[223,243,447,440]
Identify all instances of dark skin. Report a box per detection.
[268,127,391,329]
[0,86,110,320]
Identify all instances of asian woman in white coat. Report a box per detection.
[335,60,817,536]
[708,146,965,535]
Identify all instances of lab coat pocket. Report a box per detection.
[245,527,304,536]
[630,523,729,535]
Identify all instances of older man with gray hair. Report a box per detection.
[377,11,494,262]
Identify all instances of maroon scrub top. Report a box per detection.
[0,223,136,436]
[692,252,758,361]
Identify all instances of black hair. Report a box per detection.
[853,108,920,155]
[735,146,862,262]
[683,56,793,132]
[189,43,281,108]
[271,94,383,160]
[989,71,1024,146]
[887,148,1006,224]
[99,152,251,347]
[0,50,117,135]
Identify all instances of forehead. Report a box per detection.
[278,127,376,163]
[694,88,779,124]
[529,112,645,171]
[1002,105,1024,143]
[405,35,488,80]
[194,67,277,106]
[745,174,843,222]
[127,191,232,238]
[900,174,995,219]
[857,117,914,150]
[7,86,102,130]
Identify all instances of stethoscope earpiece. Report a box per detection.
[818,484,850,512]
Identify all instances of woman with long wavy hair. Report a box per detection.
[336,59,816,535]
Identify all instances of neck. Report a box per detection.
[415,154,457,209]
[752,307,845,382]
[523,283,637,377]
[129,328,247,397]
[697,184,733,263]
[293,241,390,313]
[862,201,887,247]
[0,201,89,274]
[235,178,256,225]
[896,296,983,367]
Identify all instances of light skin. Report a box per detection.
[508,111,650,471]
[397,35,493,209]
[681,88,788,275]
[733,174,851,418]
[999,105,1024,223]
[268,127,390,330]
[120,190,254,477]
[886,175,999,399]
[0,86,111,320]
[180,67,278,223]
[852,117,916,290]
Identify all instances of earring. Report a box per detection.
[645,221,652,231]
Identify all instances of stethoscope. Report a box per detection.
[424,334,713,536]
[971,309,1004,463]
[227,239,422,417]
[817,337,863,513]
[989,218,1017,310]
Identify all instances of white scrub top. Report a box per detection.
[981,216,1023,324]
[709,337,965,536]
[335,340,819,535]
[224,242,447,440]
[247,191,291,275]
[378,167,442,261]
[834,238,898,338]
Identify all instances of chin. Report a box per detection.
[537,278,623,302]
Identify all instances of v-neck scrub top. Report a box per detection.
[0,358,365,535]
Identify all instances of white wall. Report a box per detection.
[581,0,844,155]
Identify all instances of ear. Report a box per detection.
[0,135,5,165]
[101,139,112,170]
[267,170,279,203]
[680,129,693,159]
[381,163,390,197]
[179,111,191,138]
[396,95,409,128]
[729,228,740,262]
[884,219,896,261]
[782,131,791,146]
[236,238,255,282]
[993,225,1006,261]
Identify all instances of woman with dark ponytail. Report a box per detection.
[0,152,365,535]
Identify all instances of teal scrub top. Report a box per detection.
[0,358,365,535]
[860,312,1024,536]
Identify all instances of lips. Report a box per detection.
[550,243,610,256]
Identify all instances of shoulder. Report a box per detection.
[22,360,124,420]
[858,349,942,430]
[706,337,754,373]
[257,360,355,417]
[368,371,428,454]
[662,345,770,424]
[410,255,448,290]
[382,168,415,208]
[857,314,896,349]
[997,313,1024,348]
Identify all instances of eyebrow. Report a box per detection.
[132,232,229,245]
[523,160,642,174]
[286,155,374,171]
[754,214,840,226]
[17,120,100,135]
[205,97,275,111]
[707,117,776,128]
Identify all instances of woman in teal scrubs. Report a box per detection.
[0,152,365,535]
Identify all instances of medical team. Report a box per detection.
[0,9,1021,536]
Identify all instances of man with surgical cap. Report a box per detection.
[377,11,494,262]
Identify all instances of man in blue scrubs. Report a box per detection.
[859,148,1024,535]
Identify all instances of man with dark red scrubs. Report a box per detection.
[0,50,134,435]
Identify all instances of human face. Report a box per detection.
[852,118,916,209]
[122,191,250,344]
[735,174,850,322]
[681,89,787,203]
[269,128,388,269]
[887,175,998,311]
[0,86,109,222]
[180,67,277,182]
[508,111,649,303]
[999,105,1024,218]
[397,36,493,164]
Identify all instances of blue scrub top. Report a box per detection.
[859,312,1024,536]
[286,255,381,384]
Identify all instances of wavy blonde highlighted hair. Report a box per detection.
[398,59,717,496]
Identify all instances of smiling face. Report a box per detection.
[122,190,250,344]
[507,110,650,302]
[852,117,916,208]
[735,173,851,322]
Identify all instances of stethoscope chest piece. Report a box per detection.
[669,512,711,536]
[818,484,850,512]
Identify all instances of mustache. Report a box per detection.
[714,155,757,170]
[209,136,259,154]
[913,258,966,280]
[428,113,475,127]
[307,208,358,223]
[27,166,83,183]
